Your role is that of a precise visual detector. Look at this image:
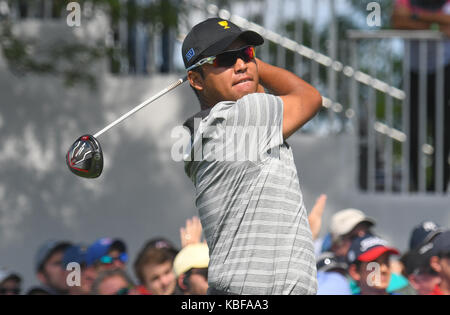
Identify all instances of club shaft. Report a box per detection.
[93,76,188,138]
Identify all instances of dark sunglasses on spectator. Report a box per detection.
[99,253,128,265]
[186,46,255,71]
[0,288,21,295]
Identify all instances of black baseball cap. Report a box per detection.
[402,241,436,276]
[316,252,348,273]
[182,18,264,69]
[409,221,443,250]
[430,230,450,256]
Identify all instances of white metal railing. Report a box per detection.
[197,3,406,100]
[348,30,448,194]
[184,3,408,142]
[183,2,406,117]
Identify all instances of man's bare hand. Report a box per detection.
[308,194,327,241]
[180,216,204,248]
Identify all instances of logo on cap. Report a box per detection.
[360,237,388,252]
[186,48,195,62]
[423,221,438,232]
[218,21,230,29]
[419,242,434,255]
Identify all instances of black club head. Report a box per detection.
[66,135,103,178]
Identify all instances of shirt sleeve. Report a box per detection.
[224,93,284,159]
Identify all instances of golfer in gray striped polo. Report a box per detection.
[182,18,322,295]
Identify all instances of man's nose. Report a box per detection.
[234,57,248,73]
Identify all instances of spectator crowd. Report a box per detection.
[314,208,450,295]
[1,2,450,296]
[0,197,449,295]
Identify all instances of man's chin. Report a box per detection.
[234,88,258,100]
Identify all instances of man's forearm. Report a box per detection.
[256,58,316,98]
[392,12,431,30]
[416,11,450,25]
[392,7,450,30]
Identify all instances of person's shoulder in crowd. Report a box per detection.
[316,252,351,295]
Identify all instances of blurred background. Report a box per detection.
[0,0,449,291]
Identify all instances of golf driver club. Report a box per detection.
[66,76,188,178]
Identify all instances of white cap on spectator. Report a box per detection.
[329,208,375,242]
[173,243,209,277]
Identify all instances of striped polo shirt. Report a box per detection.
[184,93,317,295]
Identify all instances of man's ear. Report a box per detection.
[187,71,204,93]
[178,274,188,291]
[348,264,361,282]
[430,256,442,274]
